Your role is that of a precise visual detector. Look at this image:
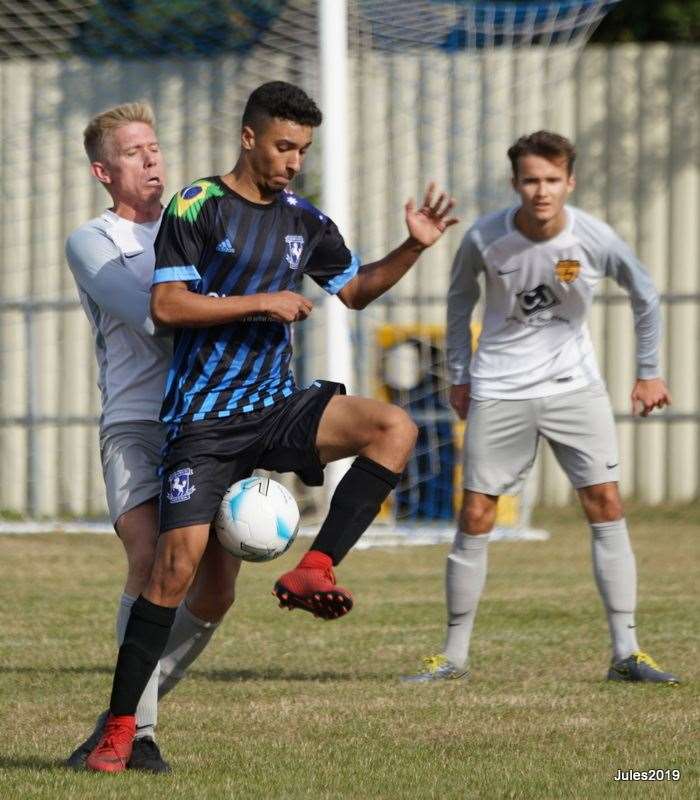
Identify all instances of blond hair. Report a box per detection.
[83,102,156,163]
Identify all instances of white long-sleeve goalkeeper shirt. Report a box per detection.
[65,210,171,429]
[446,205,662,400]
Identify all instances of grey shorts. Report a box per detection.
[463,382,620,495]
[100,421,167,524]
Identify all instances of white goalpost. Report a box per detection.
[319,0,355,493]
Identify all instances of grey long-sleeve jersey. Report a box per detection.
[65,210,171,428]
[446,205,662,400]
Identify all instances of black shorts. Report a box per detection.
[159,380,345,533]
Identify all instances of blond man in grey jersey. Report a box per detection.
[403,131,679,685]
[65,103,241,771]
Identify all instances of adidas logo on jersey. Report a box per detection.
[216,238,235,255]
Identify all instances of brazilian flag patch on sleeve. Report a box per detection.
[169,179,225,223]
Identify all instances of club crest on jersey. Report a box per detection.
[554,259,581,283]
[284,235,305,270]
[166,467,196,503]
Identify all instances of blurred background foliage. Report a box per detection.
[69,0,700,57]
[71,0,285,57]
[1,1,699,60]
[592,0,700,43]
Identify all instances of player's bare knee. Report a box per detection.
[460,502,496,534]
[125,541,157,579]
[149,553,198,602]
[580,484,623,523]
[205,576,237,617]
[127,560,155,593]
[219,583,236,614]
[404,414,419,449]
[187,590,234,623]
[594,499,623,522]
[383,406,418,459]
[208,584,236,620]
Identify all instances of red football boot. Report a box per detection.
[85,713,136,773]
[273,550,353,620]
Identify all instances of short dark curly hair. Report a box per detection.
[242,81,323,131]
[508,131,576,177]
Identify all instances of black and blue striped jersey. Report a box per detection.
[152,177,358,425]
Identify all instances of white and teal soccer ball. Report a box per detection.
[215,476,300,562]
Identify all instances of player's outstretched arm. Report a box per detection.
[338,183,457,310]
[151,282,312,328]
[630,378,672,417]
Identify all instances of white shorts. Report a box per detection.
[100,421,166,524]
[463,382,620,495]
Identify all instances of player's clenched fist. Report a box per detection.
[630,377,672,417]
[261,290,313,322]
[449,384,470,420]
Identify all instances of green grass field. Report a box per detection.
[1,504,697,799]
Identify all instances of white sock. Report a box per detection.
[158,602,219,699]
[116,593,159,739]
[443,531,490,669]
[590,519,640,661]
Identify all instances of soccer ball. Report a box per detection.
[215,476,300,562]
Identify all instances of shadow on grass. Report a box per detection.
[186,667,386,683]
[0,665,112,676]
[0,664,387,682]
[0,755,64,770]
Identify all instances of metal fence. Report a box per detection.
[0,43,698,516]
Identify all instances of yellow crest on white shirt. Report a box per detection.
[554,259,581,283]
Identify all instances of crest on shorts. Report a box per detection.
[554,259,581,283]
[166,467,196,503]
[284,235,305,270]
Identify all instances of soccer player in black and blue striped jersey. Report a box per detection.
[86,81,458,772]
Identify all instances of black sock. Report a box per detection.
[109,595,177,717]
[312,456,401,565]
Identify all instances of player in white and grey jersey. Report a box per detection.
[404,131,679,685]
[446,203,661,401]
[64,103,241,772]
[67,210,170,431]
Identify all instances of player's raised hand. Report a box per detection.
[405,182,458,247]
[262,291,313,323]
[631,377,672,417]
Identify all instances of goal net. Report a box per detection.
[0,1,619,536]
